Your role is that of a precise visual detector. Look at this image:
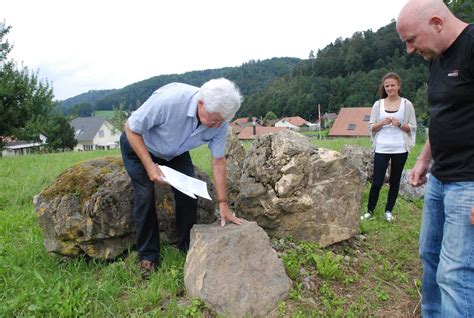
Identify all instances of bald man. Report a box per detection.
[397,1,474,316]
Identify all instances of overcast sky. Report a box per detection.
[3,0,408,101]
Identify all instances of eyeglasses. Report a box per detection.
[209,114,225,128]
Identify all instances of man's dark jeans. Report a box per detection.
[120,133,197,262]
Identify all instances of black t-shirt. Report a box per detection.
[428,24,474,182]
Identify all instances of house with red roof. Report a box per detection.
[328,107,372,137]
[238,126,287,140]
[274,116,316,131]
[230,117,261,134]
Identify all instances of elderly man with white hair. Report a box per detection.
[120,78,243,278]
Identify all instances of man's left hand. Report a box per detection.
[219,204,242,226]
[470,207,474,225]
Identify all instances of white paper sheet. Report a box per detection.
[158,165,212,200]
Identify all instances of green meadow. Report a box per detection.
[0,137,424,317]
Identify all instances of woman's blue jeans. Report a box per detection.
[419,175,474,317]
[120,133,197,263]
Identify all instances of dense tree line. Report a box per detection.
[0,22,76,151]
[60,89,117,111]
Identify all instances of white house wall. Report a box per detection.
[73,121,121,151]
[92,122,121,149]
[275,121,299,131]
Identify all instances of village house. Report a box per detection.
[328,107,372,137]
[230,117,262,134]
[274,116,316,131]
[237,126,287,140]
[1,134,47,157]
[70,117,120,151]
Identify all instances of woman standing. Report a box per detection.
[361,72,417,221]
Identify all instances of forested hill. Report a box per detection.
[60,57,301,113]
[61,89,117,109]
[238,21,429,121]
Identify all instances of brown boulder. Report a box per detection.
[35,157,216,259]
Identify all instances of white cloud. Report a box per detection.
[3,0,408,100]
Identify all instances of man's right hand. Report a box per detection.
[147,164,167,185]
[408,160,429,187]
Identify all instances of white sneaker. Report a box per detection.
[361,212,374,220]
[385,211,393,222]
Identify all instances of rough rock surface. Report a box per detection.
[341,145,374,184]
[224,126,246,207]
[236,130,363,247]
[35,157,216,259]
[184,221,291,317]
[341,144,391,184]
[399,169,429,202]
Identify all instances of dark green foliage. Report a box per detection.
[68,102,95,118]
[44,116,77,150]
[109,103,128,132]
[60,89,117,112]
[0,22,12,62]
[264,111,278,121]
[0,61,55,140]
[447,0,474,22]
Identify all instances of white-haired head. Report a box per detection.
[199,78,243,122]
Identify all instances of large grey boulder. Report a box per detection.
[184,221,291,317]
[35,157,216,260]
[236,130,363,247]
[341,144,391,184]
[399,169,429,202]
[341,145,373,184]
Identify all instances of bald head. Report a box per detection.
[396,0,467,60]
[398,0,449,31]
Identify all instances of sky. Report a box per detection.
[3,0,409,101]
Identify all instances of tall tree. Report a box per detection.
[109,103,128,133]
[0,61,55,140]
[43,116,77,150]
[0,22,58,147]
[0,22,12,62]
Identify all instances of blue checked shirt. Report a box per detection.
[127,83,228,161]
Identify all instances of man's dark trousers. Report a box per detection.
[120,133,197,263]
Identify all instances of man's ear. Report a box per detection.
[429,16,443,32]
[198,99,207,112]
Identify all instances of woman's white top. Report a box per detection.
[375,99,406,154]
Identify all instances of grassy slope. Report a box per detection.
[0,138,424,317]
[94,110,115,120]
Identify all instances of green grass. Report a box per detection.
[0,136,424,316]
[94,110,115,120]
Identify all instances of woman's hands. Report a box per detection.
[379,117,402,128]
